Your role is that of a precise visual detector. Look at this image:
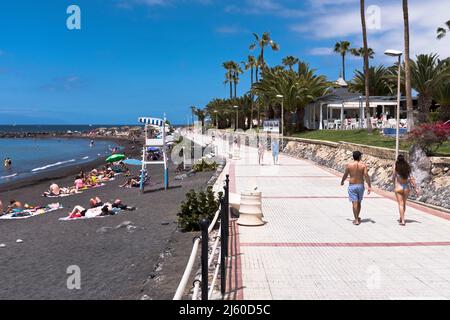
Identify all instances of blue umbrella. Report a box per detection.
[123,159,142,166]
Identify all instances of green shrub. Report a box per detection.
[177,186,223,232]
[192,159,218,172]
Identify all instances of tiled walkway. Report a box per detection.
[191,133,450,300]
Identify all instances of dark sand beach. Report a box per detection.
[0,138,212,300]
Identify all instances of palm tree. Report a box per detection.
[249,32,280,75]
[437,20,450,39]
[359,0,372,131]
[251,64,329,132]
[409,54,450,123]
[282,56,300,71]
[190,106,196,127]
[349,65,393,96]
[243,55,257,128]
[223,61,234,99]
[403,0,414,131]
[350,47,375,59]
[231,62,243,98]
[433,83,450,121]
[334,40,351,80]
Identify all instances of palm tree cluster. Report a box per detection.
[200,31,329,132]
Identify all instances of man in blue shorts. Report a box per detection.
[340,151,372,225]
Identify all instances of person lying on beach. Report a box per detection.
[90,197,136,211]
[68,200,135,219]
[43,183,77,197]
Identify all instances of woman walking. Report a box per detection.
[393,155,419,226]
[258,140,265,165]
[271,137,279,165]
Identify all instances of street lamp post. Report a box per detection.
[384,49,403,159]
[276,95,284,145]
[234,105,239,131]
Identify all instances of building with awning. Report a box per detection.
[304,78,417,130]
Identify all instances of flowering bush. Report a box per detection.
[408,121,450,155]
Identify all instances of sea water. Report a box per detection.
[0,138,119,184]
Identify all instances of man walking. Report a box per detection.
[341,151,372,225]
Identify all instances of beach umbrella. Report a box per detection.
[123,159,142,166]
[106,154,126,163]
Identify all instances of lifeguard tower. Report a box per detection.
[138,117,169,192]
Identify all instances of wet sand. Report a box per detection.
[0,138,213,300]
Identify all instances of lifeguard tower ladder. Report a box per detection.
[138,117,169,192]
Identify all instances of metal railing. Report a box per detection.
[173,174,230,300]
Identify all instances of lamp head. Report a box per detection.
[384,49,403,57]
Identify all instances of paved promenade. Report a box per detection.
[192,133,450,300]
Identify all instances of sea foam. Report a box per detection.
[32,159,76,172]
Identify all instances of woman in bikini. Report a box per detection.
[393,155,420,226]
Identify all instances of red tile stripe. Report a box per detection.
[235,175,335,178]
[262,196,383,199]
[240,242,450,248]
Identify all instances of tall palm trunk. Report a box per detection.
[234,80,237,98]
[403,0,414,131]
[229,70,232,99]
[361,0,372,132]
[250,67,254,128]
[418,94,432,123]
[296,107,305,131]
[342,54,346,80]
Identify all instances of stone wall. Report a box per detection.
[284,138,450,210]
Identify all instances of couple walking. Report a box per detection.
[341,151,419,226]
[258,137,279,165]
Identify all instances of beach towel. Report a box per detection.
[0,203,64,220]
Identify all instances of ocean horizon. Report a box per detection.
[0,124,187,133]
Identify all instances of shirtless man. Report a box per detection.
[340,151,372,225]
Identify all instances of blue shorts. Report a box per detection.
[348,184,365,202]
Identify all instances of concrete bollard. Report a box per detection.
[237,191,264,226]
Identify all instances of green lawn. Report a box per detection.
[289,129,450,156]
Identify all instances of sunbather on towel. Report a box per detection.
[43,184,77,197]
[90,197,136,211]
[74,175,85,192]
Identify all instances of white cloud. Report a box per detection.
[308,47,333,56]
[216,25,248,34]
[294,0,450,60]
[225,0,305,18]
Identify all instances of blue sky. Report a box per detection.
[0,0,448,125]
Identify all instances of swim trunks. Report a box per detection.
[348,184,365,202]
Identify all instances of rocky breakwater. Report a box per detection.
[284,138,450,210]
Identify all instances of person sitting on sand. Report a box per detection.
[5,200,23,214]
[74,175,85,191]
[119,177,140,188]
